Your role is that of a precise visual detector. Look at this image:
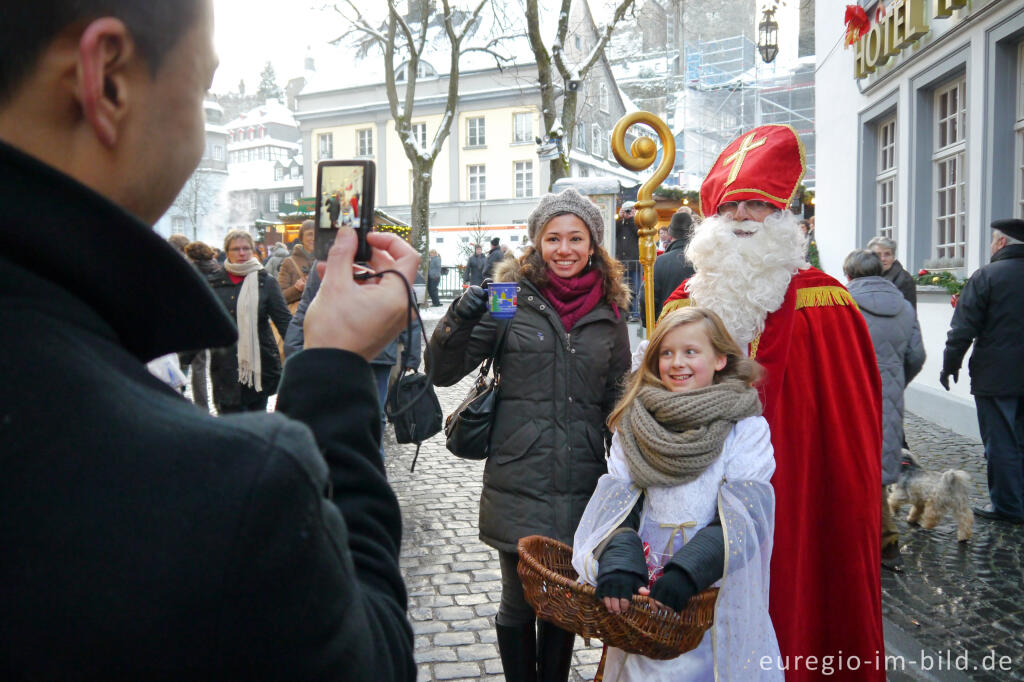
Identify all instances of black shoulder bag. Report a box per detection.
[387,340,443,473]
[444,318,512,460]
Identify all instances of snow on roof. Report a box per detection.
[228,137,301,152]
[224,99,298,131]
[203,99,224,113]
[225,160,304,192]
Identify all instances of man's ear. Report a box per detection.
[76,18,136,148]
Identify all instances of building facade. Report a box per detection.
[816,0,1024,439]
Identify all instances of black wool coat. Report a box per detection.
[463,253,487,285]
[942,243,1024,397]
[428,272,631,552]
[207,268,291,408]
[882,259,917,309]
[640,237,695,324]
[0,140,414,680]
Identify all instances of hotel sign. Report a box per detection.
[853,0,931,78]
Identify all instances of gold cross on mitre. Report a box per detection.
[722,132,768,186]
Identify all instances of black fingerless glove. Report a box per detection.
[649,565,698,612]
[454,285,488,321]
[596,570,647,601]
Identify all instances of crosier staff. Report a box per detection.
[610,112,676,339]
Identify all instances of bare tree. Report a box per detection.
[525,0,636,189]
[332,0,514,264]
[173,170,216,241]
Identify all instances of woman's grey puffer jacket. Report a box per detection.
[848,276,925,484]
[428,263,631,553]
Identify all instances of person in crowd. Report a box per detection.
[180,240,222,410]
[615,200,642,320]
[325,189,342,228]
[427,249,442,307]
[639,210,694,325]
[844,250,925,571]
[941,219,1024,524]
[263,240,289,280]
[278,219,313,310]
[428,188,631,682]
[214,247,226,264]
[657,226,669,255]
[0,0,416,676]
[483,236,503,279]
[868,235,916,309]
[207,230,292,413]
[463,243,487,287]
[573,307,779,680]
[168,233,190,254]
[284,256,422,440]
[660,125,883,681]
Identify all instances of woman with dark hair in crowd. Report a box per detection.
[207,230,291,413]
[428,188,632,682]
[180,241,221,409]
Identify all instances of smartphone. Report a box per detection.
[314,159,375,264]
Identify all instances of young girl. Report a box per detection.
[573,307,781,681]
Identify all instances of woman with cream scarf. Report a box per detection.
[207,230,292,413]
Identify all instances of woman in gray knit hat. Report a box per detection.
[428,188,632,681]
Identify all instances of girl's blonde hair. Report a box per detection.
[607,307,762,432]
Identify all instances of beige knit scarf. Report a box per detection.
[619,379,762,488]
[224,258,264,392]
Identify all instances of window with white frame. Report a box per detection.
[876,116,897,241]
[592,124,602,157]
[248,194,257,210]
[468,164,486,200]
[467,117,486,147]
[318,133,333,160]
[171,216,186,234]
[269,194,279,212]
[412,122,427,150]
[1016,42,1024,218]
[599,83,609,112]
[275,166,284,181]
[576,121,586,151]
[435,237,444,243]
[357,128,373,156]
[514,113,532,143]
[933,78,967,261]
[514,161,534,198]
[291,165,301,179]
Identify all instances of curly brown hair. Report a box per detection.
[518,242,631,311]
[184,241,215,262]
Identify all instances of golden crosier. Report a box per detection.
[611,112,676,339]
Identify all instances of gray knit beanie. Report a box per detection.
[527,188,604,246]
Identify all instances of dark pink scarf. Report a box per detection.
[541,269,618,332]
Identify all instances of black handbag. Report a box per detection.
[387,351,443,473]
[444,318,511,460]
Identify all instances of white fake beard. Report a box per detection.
[683,210,808,347]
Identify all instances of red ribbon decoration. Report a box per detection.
[844,4,870,46]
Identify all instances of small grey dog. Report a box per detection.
[888,450,974,542]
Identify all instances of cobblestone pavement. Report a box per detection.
[883,412,1024,681]
[377,312,1024,681]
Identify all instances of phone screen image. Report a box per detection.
[315,160,374,263]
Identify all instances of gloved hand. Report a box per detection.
[454,284,488,321]
[939,369,958,391]
[596,570,646,614]
[648,565,698,612]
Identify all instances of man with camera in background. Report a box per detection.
[0,1,415,678]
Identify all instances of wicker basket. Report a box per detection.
[517,535,718,660]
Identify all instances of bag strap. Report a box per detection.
[479,316,512,379]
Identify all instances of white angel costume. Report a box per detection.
[572,416,781,681]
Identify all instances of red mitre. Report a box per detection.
[699,124,806,218]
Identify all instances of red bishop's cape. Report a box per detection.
[663,268,884,681]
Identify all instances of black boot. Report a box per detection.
[496,621,537,682]
[536,620,575,682]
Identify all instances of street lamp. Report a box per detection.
[758,8,779,64]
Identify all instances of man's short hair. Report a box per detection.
[668,211,692,240]
[0,0,201,105]
[866,235,897,252]
[167,234,190,253]
[843,250,883,280]
[490,237,500,247]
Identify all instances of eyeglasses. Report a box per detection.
[717,200,777,217]
[227,245,253,253]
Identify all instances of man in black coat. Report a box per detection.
[941,219,1024,525]
[483,236,504,279]
[464,243,487,286]
[0,1,416,678]
[640,210,695,324]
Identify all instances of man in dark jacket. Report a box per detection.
[615,201,641,320]
[941,219,1024,525]
[483,236,503,279]
[464,243,487,286]
[639,210,695,324]
[868,235,917,309]
[0,1,416,678]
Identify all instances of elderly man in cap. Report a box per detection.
[660,125,884,681]
[941,219,1024,524]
